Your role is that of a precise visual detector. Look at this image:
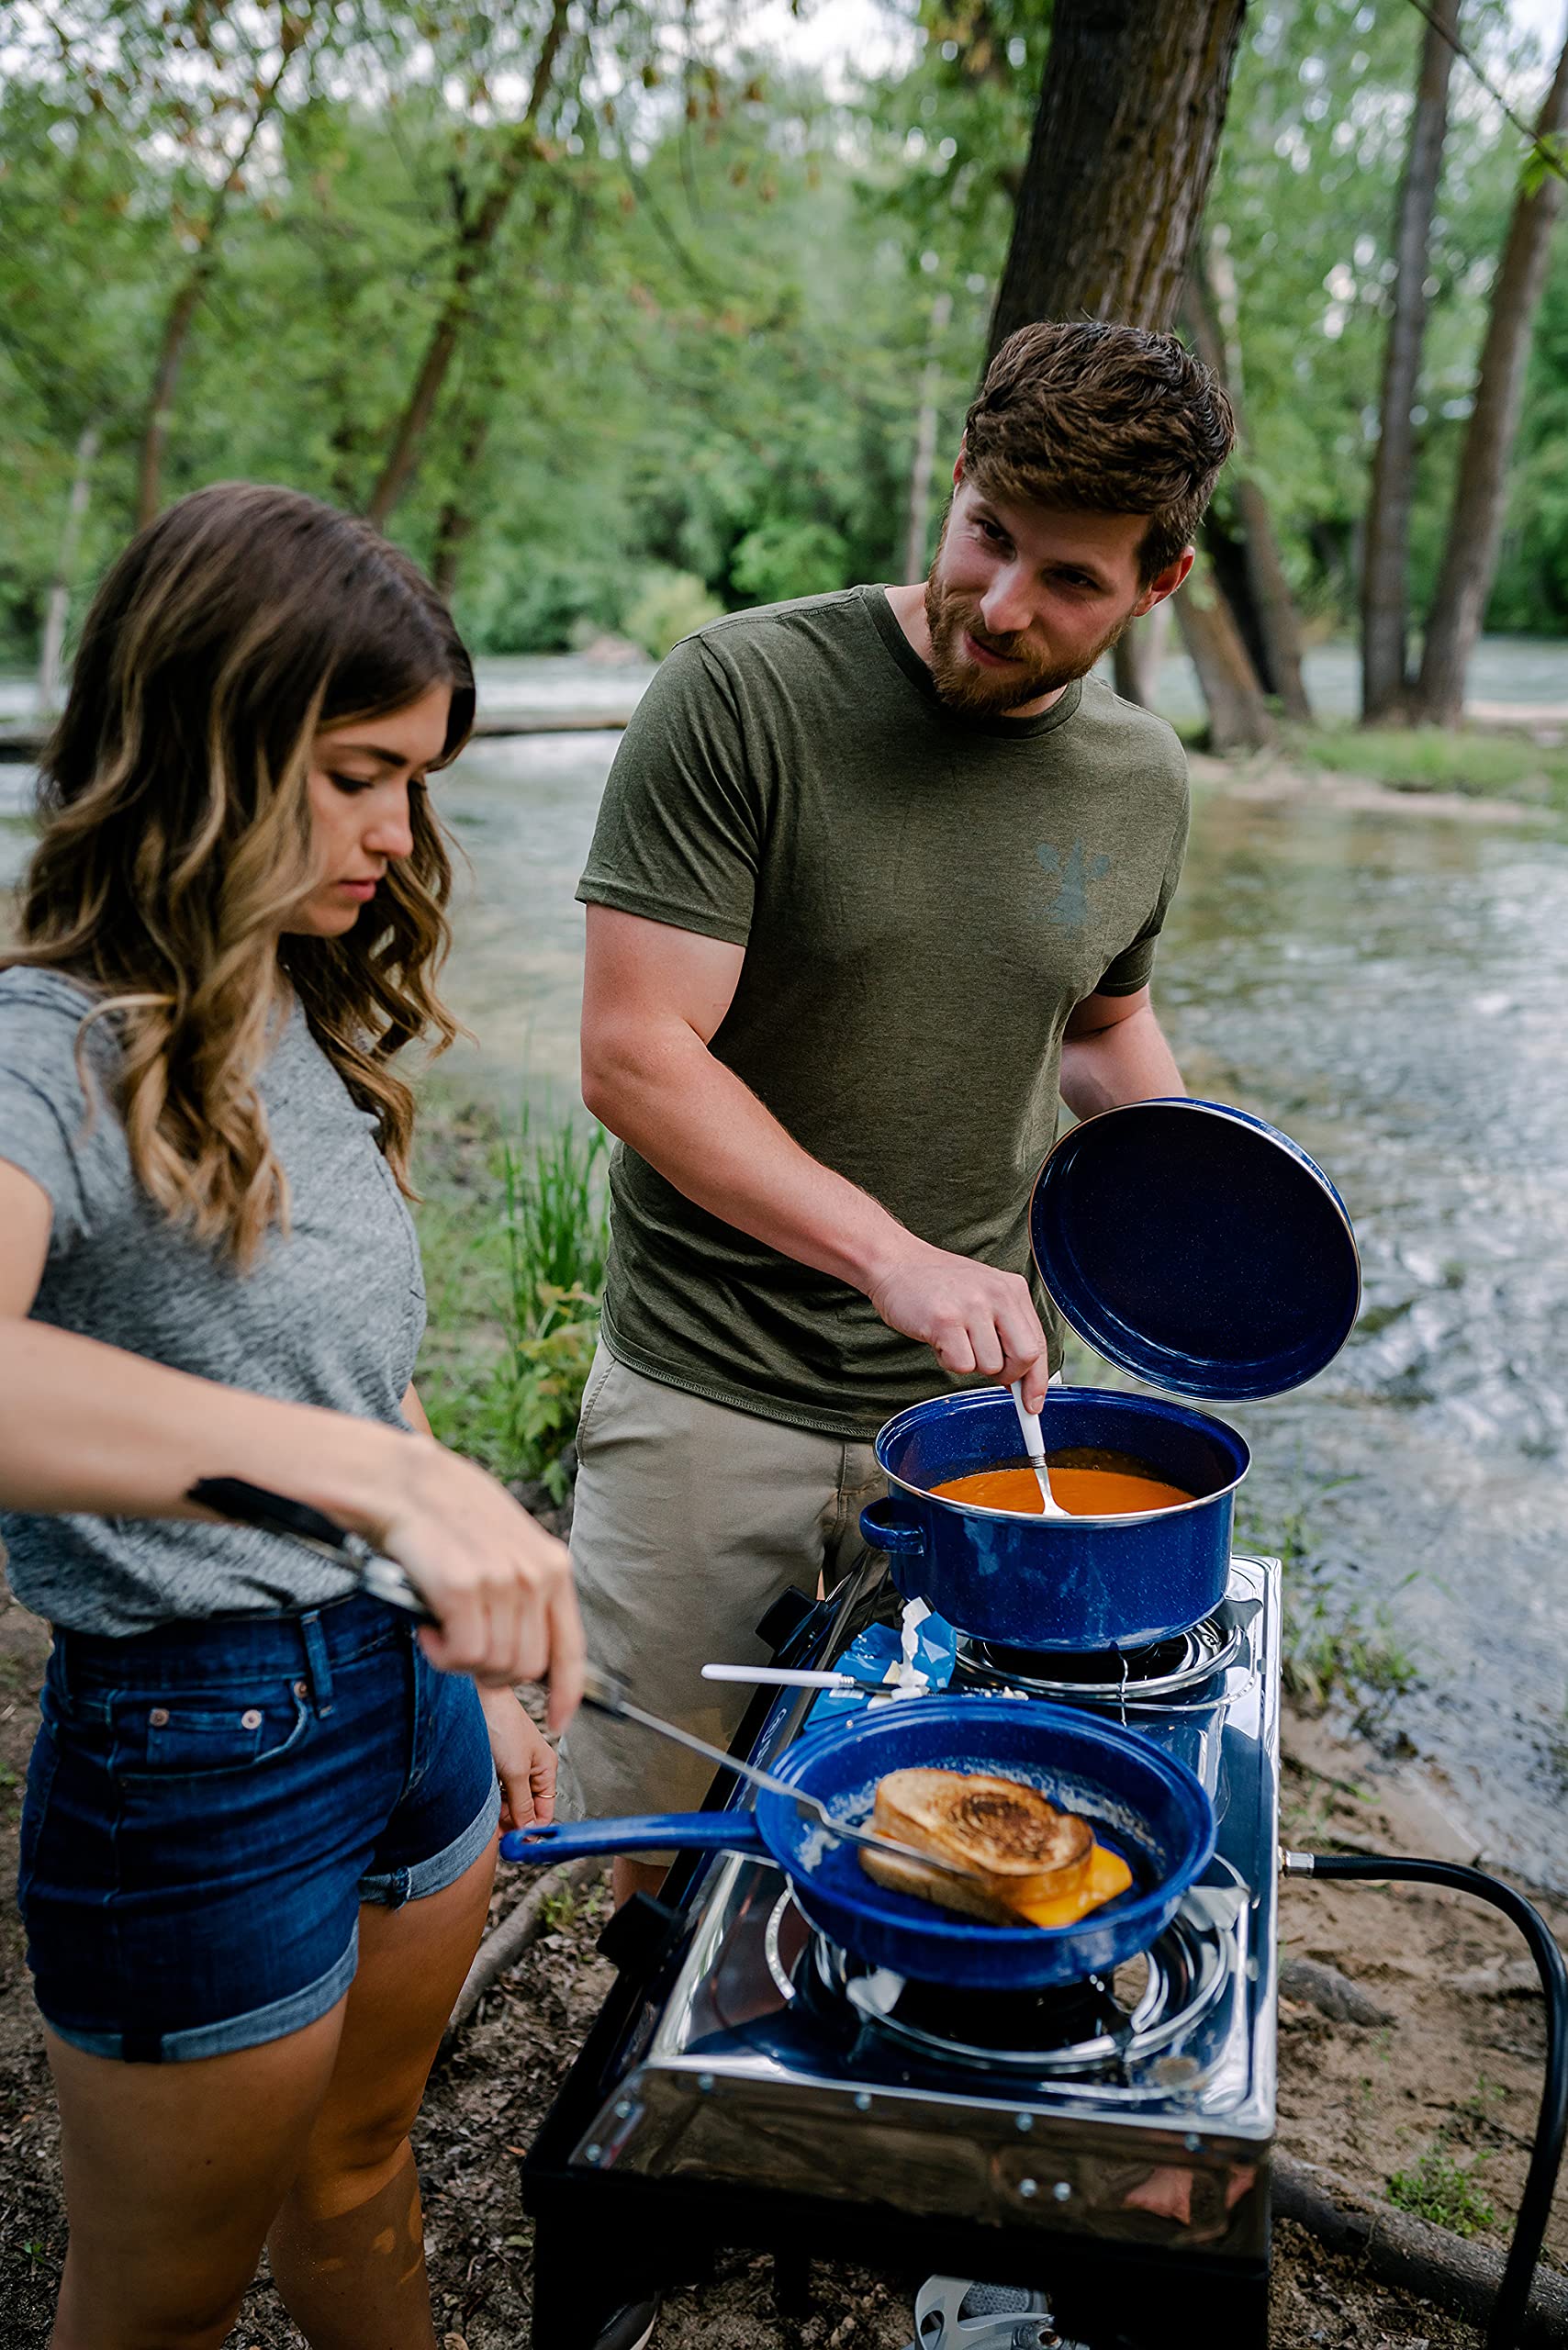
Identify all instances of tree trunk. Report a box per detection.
[38,423,99,716]
[135,25,305,528]
[431,404,496,600]
[1204,510,1272,686]
[987,0,1248,362]
[1413,25,1568,727]
[903,291,953,581]
[1361,0,1459,722]
[986,0,1269,748]
[365,0,571,532]
[1175,555,1276,754]
[1112,603,1170,707]
[1182,244,1312,721]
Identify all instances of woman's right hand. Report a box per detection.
[369,1437,585,1730]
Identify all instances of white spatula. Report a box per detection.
[1009,1378,1071,1517]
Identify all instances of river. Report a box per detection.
[4,639,1568,1885]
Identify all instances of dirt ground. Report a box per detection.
[0,1576,1563,2350]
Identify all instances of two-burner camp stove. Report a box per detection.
[521,1545,1282,2350]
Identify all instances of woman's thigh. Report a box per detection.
[288,1837,498,2202]
[46,2002,346,2350]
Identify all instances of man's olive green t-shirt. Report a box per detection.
[577,585,1189,1440]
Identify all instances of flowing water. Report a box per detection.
[4,642,1568,1884]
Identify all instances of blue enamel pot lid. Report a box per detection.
[1029,1098,1361,1402]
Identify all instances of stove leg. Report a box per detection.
[530,2216,663,2350]
[772,2248,812,2317]
[1104,2268,1271,2349]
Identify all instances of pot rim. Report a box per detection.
[875,1383,1251,1529]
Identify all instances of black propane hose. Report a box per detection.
[1282,1849,1568,2350]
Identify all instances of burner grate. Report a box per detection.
[953,1602,1242,1705]
[765,1890,1232,2081]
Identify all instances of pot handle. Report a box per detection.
[859,1494,926,1556]
[499,1813,767,1865]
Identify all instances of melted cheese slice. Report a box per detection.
[1009,1839,1134,1930]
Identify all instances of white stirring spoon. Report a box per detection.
[1009,1377,1072,1517]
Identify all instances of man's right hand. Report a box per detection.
[867,1238,1051,1413]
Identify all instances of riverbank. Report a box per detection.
[1189,719,1568,824]
[0,1568,1561,2345]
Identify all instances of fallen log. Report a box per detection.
[440,1855,604,2059]
[0,708,638,761]
[1273,2149,1568,2345]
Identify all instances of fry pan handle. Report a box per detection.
[499,1814,767,1864]
[859,1495,926,1556]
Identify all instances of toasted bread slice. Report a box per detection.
[858,1841,1025,1926]
[871,1768,1094,1910]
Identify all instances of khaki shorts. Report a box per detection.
[557,1343,886,1825]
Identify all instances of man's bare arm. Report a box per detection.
[1059,984,1183,1120]
[580,905,1051,1406]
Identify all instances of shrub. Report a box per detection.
[622,565,722,657]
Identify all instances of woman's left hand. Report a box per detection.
[479,1685,557,1830]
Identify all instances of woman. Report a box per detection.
[0,481,584,2350]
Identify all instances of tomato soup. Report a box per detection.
[930,1449,1194,1518]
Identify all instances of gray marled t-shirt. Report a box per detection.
[0,968,425,1633]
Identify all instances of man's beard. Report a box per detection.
[923,568,1130,718]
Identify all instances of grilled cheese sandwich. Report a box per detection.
[859,1766,1134,1930]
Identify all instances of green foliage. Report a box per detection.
[1387,2143,1496,2237]
[413,1097,610,1494]
[622,565,723,656]
[1286,722,1568,807]
[540,1882,578,1931]
[500,1111,610,1313]
[5,0,1568,673]
[731,518,852,605]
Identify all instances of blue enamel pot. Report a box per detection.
[863,1099,1359,1651]
[868,1386,1249,1651]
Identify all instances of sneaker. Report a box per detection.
[912,2274,1066,2348]
[592,2298,658,2350]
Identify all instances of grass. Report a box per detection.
[1054,1348,1422,1724]
[1286,720,1568,805]
[1234,1480,1420,1724]
[411,1091,610,1498]
[1387,2141,1496,2237]
[1175,711,1568,808]
[539,1884,578,1932]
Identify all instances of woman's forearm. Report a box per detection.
[0,1318,412,1539]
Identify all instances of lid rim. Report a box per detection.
[1031,1098,1361,1403]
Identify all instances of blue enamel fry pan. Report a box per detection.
[503,1694,1215,1991]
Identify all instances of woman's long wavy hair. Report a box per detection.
[4,481,476,1265]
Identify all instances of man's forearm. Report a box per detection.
[584,1022,919,1293]
[1059,1002,1183,1120]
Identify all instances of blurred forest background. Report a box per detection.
[3,0,1568,735]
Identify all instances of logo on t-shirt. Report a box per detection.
[1036,840,1111,930]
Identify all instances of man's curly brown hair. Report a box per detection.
[963,320,1236,583]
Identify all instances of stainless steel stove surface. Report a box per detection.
[547,1557,1280,2280]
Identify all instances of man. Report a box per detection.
[562,319,1235,1906]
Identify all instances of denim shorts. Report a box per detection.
[17,1588,499,2064]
